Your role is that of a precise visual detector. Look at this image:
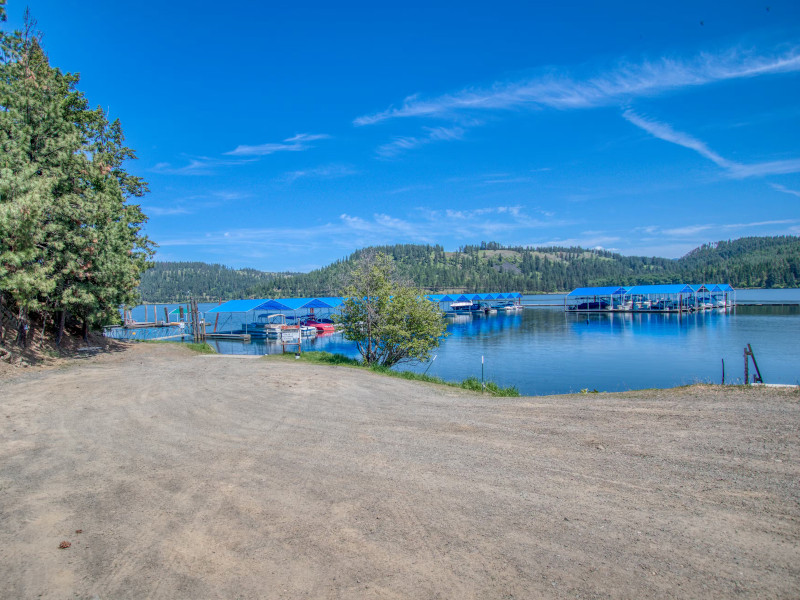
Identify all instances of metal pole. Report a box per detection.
[423,355,437,376]
[481,355,485,394]
[721,358,725,385]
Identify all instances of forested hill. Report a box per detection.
[138,236,800,301]
[137,262,296,302]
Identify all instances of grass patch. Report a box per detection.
[185,342,216,354]
[460,376,520,397]
[269,351,520,397]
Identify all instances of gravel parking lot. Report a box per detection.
[1,343,798,599]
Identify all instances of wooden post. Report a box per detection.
[188,301,194,341]
[164,306,170,324]
[744,346,749,385]
[721,358,725,385]
[179,306,184,322]
[747,343,763,383]
[193,300,199,342]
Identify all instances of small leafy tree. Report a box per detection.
[336,251,447,367]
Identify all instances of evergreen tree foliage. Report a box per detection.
[0,8,153,344]
[336,251,448,367]
[137,261,295,302]
[232,236,798,299]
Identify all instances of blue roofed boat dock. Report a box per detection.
[564,284,736,313]
[106,293,526,342]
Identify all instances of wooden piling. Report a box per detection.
[744,347,749,384]
[745,343,763,383]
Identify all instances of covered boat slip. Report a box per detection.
[429,293,523,316]
[565,284,735,313]
[205,297,344,339]
[205,293,524,336]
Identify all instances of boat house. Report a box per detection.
[565,284,735,313]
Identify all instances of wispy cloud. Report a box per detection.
[225,133,330,156]
[662,224,715,236]
[355,46,800,126]
[385,184,433,195]
[143,190,251,216]
[622,110,733,168]
[376,126,465,158]
[623,110,800,178]
[770,183,800,198]
[142,205,193,216]
[158,205,567,260]
[151,156,252,176]
[282,164,357,184]
[652,219,799,237]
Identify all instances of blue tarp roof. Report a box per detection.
[206,292,523,312]
[567,286,629,297]
[254,297,337,311]
[626,284,695,295]
[315,296,344,307]
[206,299,271,313]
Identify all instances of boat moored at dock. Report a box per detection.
[565,284,735,314]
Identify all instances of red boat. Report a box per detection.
[301,317,336,334]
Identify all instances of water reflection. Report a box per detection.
[408,306,799,395]
[123,300,800,395]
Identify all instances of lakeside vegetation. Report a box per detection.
[1,9,152,346]
[269,351,521,397]
[138,236,800,302]
[136,261,295,303]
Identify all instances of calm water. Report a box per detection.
[124,290,800,395]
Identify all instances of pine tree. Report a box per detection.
[0,8,154,345]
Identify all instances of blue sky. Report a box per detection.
[6,1,800,271]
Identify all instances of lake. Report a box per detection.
[123,290,800,395]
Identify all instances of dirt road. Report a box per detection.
[1,343,798,598]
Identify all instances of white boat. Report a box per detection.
[445,302,478,317]
[261,314,289,337]
[495,302,521,312]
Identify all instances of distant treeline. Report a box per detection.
[137,262,298,303]
[138,236,800,302]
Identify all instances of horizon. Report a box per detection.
[6,1,800,272]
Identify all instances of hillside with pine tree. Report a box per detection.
[137,236,800,301]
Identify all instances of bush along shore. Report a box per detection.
[268,351,520,397]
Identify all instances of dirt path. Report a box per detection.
[1,343,798,599]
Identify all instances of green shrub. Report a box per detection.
[185,342,215,354]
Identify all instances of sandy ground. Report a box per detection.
[0,343,798,599]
